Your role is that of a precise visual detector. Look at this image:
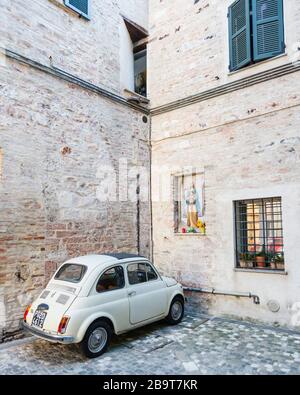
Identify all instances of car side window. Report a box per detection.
[96,266,125,293]
[145,263,158,281]
[127,263,147,285]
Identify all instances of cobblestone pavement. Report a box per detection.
[0,312,300,375]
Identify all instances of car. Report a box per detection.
[23,253,185,358]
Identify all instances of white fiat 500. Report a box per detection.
[23,253,185,358]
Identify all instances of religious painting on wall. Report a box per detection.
[174,173,205,234]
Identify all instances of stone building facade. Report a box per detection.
[0,0,150,340]
[149,0,300,328]
[1,0,300,341]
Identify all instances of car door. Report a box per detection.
[126,262,168,325]
[87,265,130,332]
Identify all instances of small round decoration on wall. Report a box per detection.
[267,300,281,313]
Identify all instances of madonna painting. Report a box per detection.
[175,173,205,234]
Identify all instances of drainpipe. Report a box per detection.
[183,286,260,305]
[136,173,140,255]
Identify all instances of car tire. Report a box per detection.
[165,296,184,325]
[80,320,112,359]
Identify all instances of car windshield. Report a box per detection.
[54,264,87,283]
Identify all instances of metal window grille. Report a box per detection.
[234,197,284,270]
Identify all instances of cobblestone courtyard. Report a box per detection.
[1,311,300,375]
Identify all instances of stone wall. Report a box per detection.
[0,0,148,94]
[148,0,300,108]
[0,0,150,339]
[149,0,300,328]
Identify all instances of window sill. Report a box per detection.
[228,53,287,76]
[234,268,288,275]
[123,89,149,104]
[49,0,90,21]
[174,233,206,237]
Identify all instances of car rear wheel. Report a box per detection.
[166,296,184,325]
[80,320,112,358]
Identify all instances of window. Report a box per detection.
[96,266,125,293]
[134,49,147,97]
[127,263,147,285]
[64,0,90,20]
[235,197,285,271]
[55,264,87,283]
[145,263,158,281]
[228,0,284,71]
[174,173,206,234]
[127,263,158,285]
[122,16,148,97]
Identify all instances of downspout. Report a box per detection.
[183,286,260,305]
[149,115,154,262]
[136,173,140,255]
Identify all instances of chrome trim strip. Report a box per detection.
[22,322,74,344]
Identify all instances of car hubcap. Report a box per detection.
[88,328,108,353]
[171,301,182,321]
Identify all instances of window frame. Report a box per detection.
[64,0,91,20]
[173,172,206,235]
[54,263,87,284]
[122,15,148,97]
[134,48,147,97]
[145,262,159,282]
[95,265,125,294]
[234,197,285,272]
[126,261,161,286]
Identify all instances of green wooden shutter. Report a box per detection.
[252,0,284,61]
[64,0,90,20]
[228,0,251,71]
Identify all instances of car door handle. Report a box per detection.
[128,291,136,297]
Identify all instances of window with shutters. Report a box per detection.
[228,0,285,72]
[64,0,90,20]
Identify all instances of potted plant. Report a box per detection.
[239,253,248,268]
[255,250,266,268]
[239,253,254,268]
[269,253,277,270]
[246,253,255,268]
[274,254,285,271]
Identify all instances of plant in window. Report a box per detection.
[246,253,254,268]
[239,253,248,268]
[255,249,266,268]
[239,252,255,268]
[270,254,285,271]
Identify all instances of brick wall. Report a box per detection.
[0,0,150,339]
[0,0,148,94]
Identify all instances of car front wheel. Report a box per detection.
[166,296,184,325]
[80,320,112,358]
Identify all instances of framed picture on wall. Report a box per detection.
[174,173,205,234]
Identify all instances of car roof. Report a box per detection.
[65,253,147,270]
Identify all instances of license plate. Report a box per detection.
[32,311,47,329]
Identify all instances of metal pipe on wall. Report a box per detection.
[183,286,260,305]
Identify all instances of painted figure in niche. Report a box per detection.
[185,184,201,229]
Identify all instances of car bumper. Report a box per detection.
[22,322,75,344]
